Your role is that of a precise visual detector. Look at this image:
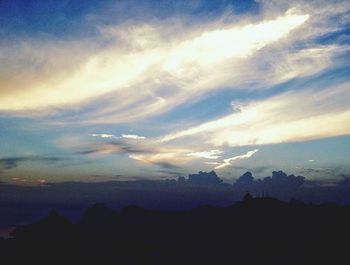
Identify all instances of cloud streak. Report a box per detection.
[121,134,146,140]
[187,150,223,159]
[0,9,311,122]
[91,133,146,140]
[91,133,115,139]
[0,156,65,172]
[161,82,350,147]
[215,149,259,169]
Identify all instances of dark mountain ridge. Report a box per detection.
[1,194,350,265]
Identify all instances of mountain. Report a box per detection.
[1,195,350,265]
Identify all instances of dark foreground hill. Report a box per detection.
[1,195,350,265]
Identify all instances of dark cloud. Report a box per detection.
[234,171,254,186]
[157,170,183,176]
[297,167,329,174]
[295,166,346,176]
[76,140,155,156]
[0,159,18,171]
[76,149,98,155]
[74,139,184,171]
[108,141,155,154]
[187,171,223,185]
[295,166,350,183]
[0,156,65,172]
[233,170,305,192]
[338,175,350,186]
[52,159,89,168]
[153,161,181,170]
[263,170,305,189]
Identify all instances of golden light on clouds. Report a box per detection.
[161,83,350,147]
[0,11,309,112]
[215,149,259,169]
[1,0,350,182]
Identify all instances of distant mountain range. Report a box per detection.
[1,195,349,265]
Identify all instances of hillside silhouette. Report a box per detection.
[1,194,350,265]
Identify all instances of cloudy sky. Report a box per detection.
[0,0,349,184]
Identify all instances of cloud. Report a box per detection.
[129,153,182,169]
[0,159,18,171]
[338,175,350,186]
[90,133,146,140]
[161,82,350,146]
[62,135,192,170]
[295,167,336,175]
[55,134,191,169]
[0,1,348,183]
[76,141,153,156]
[91,133,116,138]
[0,8,312,122]
[233,170,305,191]
[57,134,223,170]
[187,150,223,159]
[156,169,184,176]
[0,156,64,172]
[215,149,259,169]
[187,171,223,185]
[121,134,146,140]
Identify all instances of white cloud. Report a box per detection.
[161,82,350,146]
[90,133,146,140]
[5,1,350,178]
[187,150,223,159]
[0,9,312,122]
[215,149,259,169]
[91,133,116,138]
[128,148,189,168]
[121,134,146,140]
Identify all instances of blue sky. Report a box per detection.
[0,0,350,184]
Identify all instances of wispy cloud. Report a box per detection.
[187,150,223,159]
[161,82,350,147]
[64,134,220,169]
[91,133,115,138]
[129,150,188,169]
[121,134,146,140]
[1,1,349,181]
[215,149,259,169]
[0,156,65,172]
[0,9,312,121]
[75,141,153,156]
[90,133,146,140]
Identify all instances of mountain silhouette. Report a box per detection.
[1,195,349,265]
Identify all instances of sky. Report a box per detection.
[0,0,350,185]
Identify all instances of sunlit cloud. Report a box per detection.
[129,149,190,169]
[187,150,223,160]
[121,134,146,140]
[1,0,350,182]
[90,133,146,140]
[91,133,116,138]
[0,9,310,120]
[215,149,259,169]
[161,82,350,147]
[57,133,218,169]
